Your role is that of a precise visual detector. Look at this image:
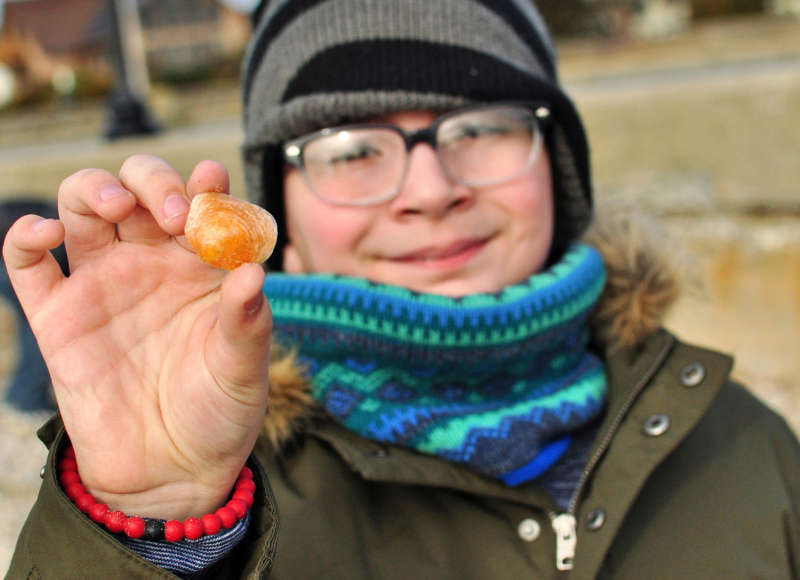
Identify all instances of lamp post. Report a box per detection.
[104,0,159,139]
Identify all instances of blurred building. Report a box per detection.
[0,0,796,108]
[539,0,797,38]
[0,0,110,105]
[2,0,109,60]
[0,0,251,107]
[769,0,800,13]
[139,0,252,76]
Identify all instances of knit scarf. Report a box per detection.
[264,244,608,484]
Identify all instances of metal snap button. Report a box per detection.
[680,362,706,387]
[585,509,606,531]
[517,518,541,542]
[40,465,46,479]
[643,413,670,437]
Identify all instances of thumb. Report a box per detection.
[206,263,272,405]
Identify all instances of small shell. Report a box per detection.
[185,193,278,270]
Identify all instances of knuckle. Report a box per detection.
[198,159,224,170]
[198,159,229,180]
[120,152,159,169]
[119,155,184,195]
[1,223,18,255]
[3,215,35,255]
[58,168,91,194]
[119,153,168,179]
[58,168,113,199]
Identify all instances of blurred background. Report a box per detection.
[0,0,798,572]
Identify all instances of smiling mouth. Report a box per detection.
[390,238,489,269]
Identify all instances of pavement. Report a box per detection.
[1,14,799,573]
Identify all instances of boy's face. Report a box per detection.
[281,110,554,297]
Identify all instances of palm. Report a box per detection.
[39,240,220,482]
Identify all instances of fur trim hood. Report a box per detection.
[262,206,684,446]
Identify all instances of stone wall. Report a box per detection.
[561,15,800,428]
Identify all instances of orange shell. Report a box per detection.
[185,193,278,270]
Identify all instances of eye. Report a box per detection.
[441,118,515,145]
[329,143,383,164]
[457,123,510,139]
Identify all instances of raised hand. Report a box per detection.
[2,155,272,520]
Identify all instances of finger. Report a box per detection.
[117,154,191,237]
[2,215,67,314]
[116,203,173,244]
[175,160,232,255]
[57,168,137,260]
[186,160,231,198]
[206,263,271,404]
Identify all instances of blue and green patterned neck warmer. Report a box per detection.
[264,244,607,485]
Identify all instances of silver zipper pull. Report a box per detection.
[551,513,577,571]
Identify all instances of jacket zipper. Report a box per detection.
[547,335,675,571]
[550,512,578,570]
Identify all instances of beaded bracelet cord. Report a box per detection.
[57,446,255,542]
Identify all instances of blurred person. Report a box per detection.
[4,1,799,578]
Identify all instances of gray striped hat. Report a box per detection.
[242,0,593,270]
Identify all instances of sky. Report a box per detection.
[219,0,259,12]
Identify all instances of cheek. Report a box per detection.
[515,184,553,217]
[304,213,363,257]
[500,169,554,233]
[284,171,361,268]
[491,162,554,276]
[285,198,371,272]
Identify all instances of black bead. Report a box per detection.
[143,519,165,541]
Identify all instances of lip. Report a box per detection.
[389,238,489,270]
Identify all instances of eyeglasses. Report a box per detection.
[283,102,551,207]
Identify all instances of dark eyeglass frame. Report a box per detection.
[283,101,552,207]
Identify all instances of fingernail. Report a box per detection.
[33,218,50,232]
[99,184,128,201]
[164,194,189,221]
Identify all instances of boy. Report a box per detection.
[5,1,799,577]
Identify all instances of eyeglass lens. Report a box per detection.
[299,105,540,205]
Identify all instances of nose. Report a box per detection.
[389,144,474,219]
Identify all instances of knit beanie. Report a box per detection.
[241,0,593,270]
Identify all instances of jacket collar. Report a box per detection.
[306,330,731,505]
[573,331,732,575]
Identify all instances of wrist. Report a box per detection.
[85,479,232,522]
[58,446,255,541]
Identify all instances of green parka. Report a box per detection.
[8,212,800,579]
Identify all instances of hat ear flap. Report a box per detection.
[252,0,271,26]
[260,145,289,272]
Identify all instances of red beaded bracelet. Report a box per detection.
[57,445,255,542]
